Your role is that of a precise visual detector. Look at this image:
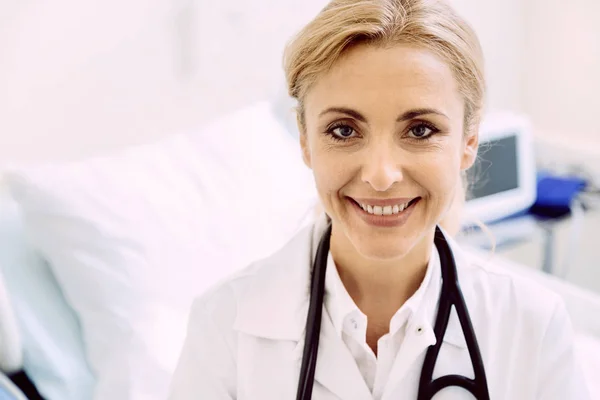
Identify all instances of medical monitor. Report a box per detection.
[463,112,537,224]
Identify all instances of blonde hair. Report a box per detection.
[283,0,486,136]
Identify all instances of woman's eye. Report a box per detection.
[408,124,435,139]
[331,125,356,139]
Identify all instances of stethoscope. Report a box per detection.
[296,223,490,400]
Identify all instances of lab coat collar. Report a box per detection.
[231,214,321,341]
[233,211,468,346]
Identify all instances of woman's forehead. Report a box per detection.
[304,43,463,119]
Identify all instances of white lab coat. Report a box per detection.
[168,214,591,399]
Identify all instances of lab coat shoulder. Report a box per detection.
[462,249,563,326]
[167,268,242,399]
[458,249,591,399]
[168,223,315,399]
[182,218,315,331]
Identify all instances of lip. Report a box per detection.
[351,197,415,207]
[348,197,420,228]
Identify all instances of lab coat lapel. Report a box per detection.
[384,235,469,399]
[384,315,438,399]
[236,213,373,398]
[292,314,373,400]
[382,312,467,399]
[233,212,334,340]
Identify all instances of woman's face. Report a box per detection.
[300,43,478,260]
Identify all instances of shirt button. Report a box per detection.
[350,318,358,330]
[415,326,424,335]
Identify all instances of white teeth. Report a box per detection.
[359,201,412,215]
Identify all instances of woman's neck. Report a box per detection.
[328,226,434,318]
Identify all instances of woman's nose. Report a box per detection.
[360,145,403,191]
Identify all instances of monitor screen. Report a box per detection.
[466,134,519,200]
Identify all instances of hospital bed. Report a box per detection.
[0,101,599,400]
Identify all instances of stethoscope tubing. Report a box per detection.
[417,228,490,400]
[296,224,490,400]
[295,224,331,400]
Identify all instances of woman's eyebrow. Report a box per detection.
[319,107,367,122]
[397,108,449,121]
[318,107,448,122]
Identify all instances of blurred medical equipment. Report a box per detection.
[463,112,537,224]
[459,111,600,280]
[461,172,592,278]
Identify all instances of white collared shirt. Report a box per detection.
[324,248,440,399]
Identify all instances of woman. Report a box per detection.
[169,0,590,398]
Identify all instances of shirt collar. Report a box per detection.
[324,251,359,338]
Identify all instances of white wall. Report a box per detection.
[522,0,600,149]
[0,0,186,163]
[2,0,594,165]
[450,0,526,113]
[0,0,329,164]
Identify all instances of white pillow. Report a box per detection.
[4,102,317,400]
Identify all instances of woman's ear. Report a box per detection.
[300,134,312,169]
[297,114,312,169]
[460,130,479,171]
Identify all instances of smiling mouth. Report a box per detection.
[349,197,420,216]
